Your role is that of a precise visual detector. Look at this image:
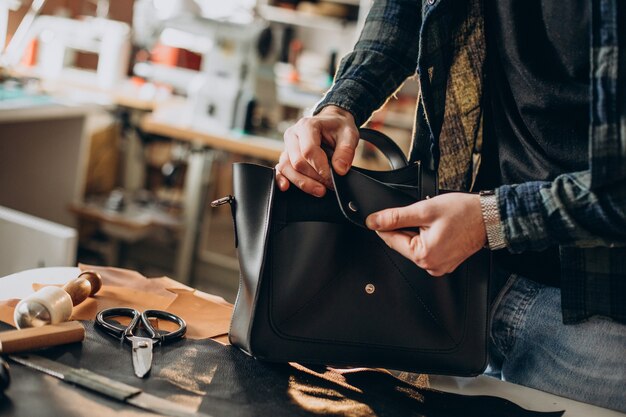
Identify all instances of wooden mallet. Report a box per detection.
[13,271,102,329]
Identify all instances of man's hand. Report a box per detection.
[276,106,359,197]
[366,193,487,276]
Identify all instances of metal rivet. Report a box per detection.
[427,0,436,5]
[365,284,375,294]
[348,201,358,212]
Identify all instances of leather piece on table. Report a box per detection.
[29,283,175,319]
[0,300,17,328]
[77,264,185,300]
[76,265,234,339]
[0,265,232,340]
[0,321,563,417]
[165,289,231,340]
[75,264,232,307]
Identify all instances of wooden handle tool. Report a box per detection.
[62,271,103,306]
[13,271,103,329]
[0,321,85,354]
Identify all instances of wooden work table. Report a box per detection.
[0,266,623,417]
[140,115,284,162]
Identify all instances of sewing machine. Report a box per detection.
[134,14,277,133]
[11,15,131,90]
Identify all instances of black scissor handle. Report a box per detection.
[96,307,187,344]
[95,307,142,340]
[142,309,187,344]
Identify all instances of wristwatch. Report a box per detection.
[479,190,507,250]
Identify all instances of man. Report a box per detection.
[274,0,626,411]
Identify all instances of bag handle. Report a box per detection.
[357,128,408,170]
[354,128,437,198]
[331,128,440,229]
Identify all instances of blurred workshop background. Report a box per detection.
[0,0,418,301]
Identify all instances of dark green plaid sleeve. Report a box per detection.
[495,172,626,253]
[315,0,422,126]
[496,170,626,324]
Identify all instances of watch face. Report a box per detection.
[479,190,496,196]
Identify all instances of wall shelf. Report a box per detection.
[259,5,356,32]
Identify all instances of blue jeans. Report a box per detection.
[488,275,626,413]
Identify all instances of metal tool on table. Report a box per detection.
[13,271,102,329]
[8,354,210,417]
[95,307,186,378]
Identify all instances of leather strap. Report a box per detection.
[357,128,408,170]
[355,128,437,197]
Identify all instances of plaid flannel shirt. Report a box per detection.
[316,0,626,324]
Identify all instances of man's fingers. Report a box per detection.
[301,142,332,188]
[376,230,422,263]
[279,110,359,195]
[376,231,444,276]
[297,125,333,187]
[277,153,327,197]
[366,204,428,231]
[331,127,358,175]
[285,133,327,184]
[275,170,290,191]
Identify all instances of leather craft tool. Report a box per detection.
[13,271,102,329]
[95,307,186,378]
[0,321,85,354]
[9,354,210,417]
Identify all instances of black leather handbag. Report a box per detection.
[215,128,491,376]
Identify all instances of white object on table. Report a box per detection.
[0,207,77,278]
[0,266,79,299]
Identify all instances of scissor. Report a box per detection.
[95,307,187,378]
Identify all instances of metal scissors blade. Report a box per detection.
[130,336,154,378]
